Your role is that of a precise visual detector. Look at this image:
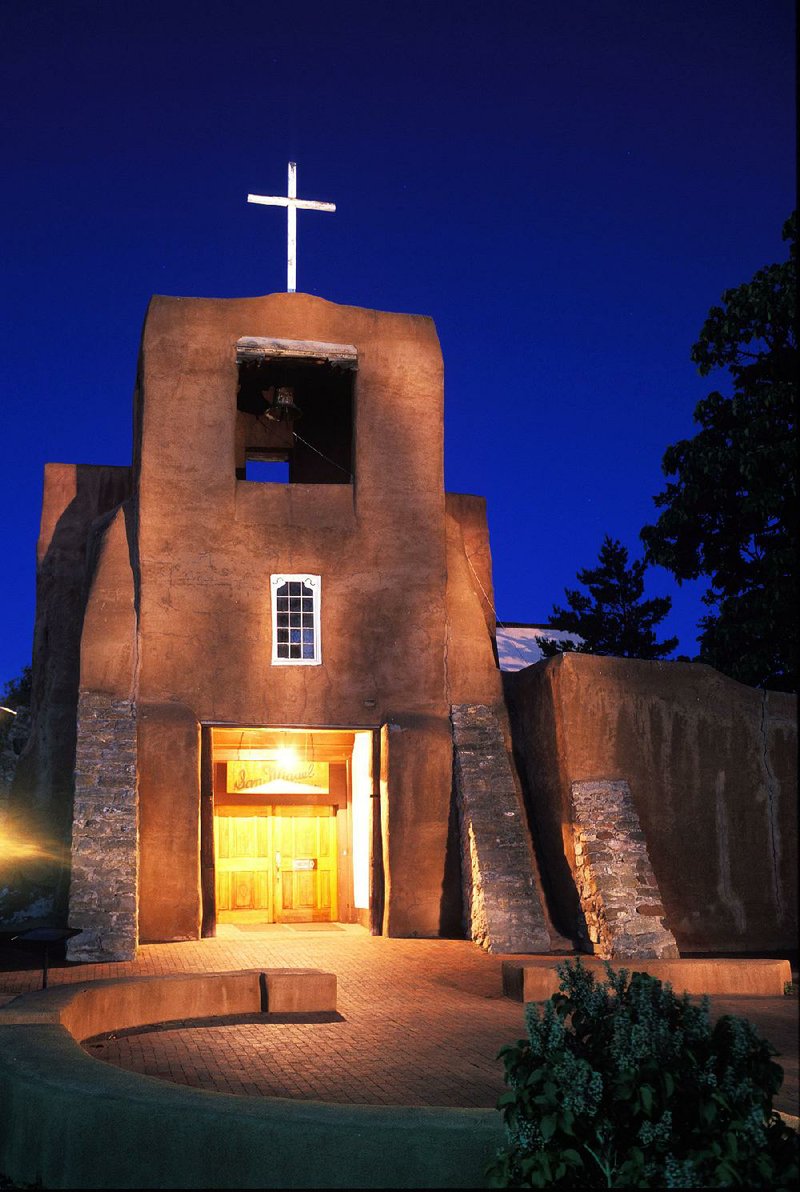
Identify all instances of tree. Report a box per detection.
[0,665,32,750]
[641,213,797,691]
[1,665,32,709]
[537,535,678,660]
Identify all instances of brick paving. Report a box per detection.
[1,925,797,1116]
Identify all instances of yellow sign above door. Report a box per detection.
[227,760,329,795]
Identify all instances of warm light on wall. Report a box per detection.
[351,731,372,910]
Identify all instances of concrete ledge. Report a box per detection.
[0,970,501,1189]
[502,956,793,1001]
[1,970,265,1036]
[0,967,338,1038]
[265,967,337,1013]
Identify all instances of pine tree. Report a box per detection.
[537,536,677,660]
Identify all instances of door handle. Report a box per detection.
[275,852,281,870]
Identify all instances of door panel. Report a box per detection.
[214,805,273,922]
[273,805,338,922]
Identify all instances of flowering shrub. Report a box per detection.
[487,959,798,1188]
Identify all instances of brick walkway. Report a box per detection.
[2,925,797,1115]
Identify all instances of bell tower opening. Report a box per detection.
[235,337,357,485]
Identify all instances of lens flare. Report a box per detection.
[0,825,58,863]
[274,746,301,773]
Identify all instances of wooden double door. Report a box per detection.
[215,803,338,923]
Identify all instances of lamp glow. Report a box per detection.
[275,746,301,773]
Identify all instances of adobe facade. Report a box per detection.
[14,292,540,961]
[3,292,796,963]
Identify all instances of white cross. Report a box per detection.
[247,162,336,293]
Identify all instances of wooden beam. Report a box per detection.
[236,337,358,368]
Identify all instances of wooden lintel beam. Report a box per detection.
[236,337,358,368]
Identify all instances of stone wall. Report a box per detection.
[451,703,550,953]
[571,780,679,959]
[67,692,138,962]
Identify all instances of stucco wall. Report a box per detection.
[137,703,201,942]
[504,654,798,953]
[134,293,447,720]
[444,493,503,708]
[128,293,501,941]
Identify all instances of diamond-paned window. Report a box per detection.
[270,574,321,665]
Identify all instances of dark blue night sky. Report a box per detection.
[0,0,795,685]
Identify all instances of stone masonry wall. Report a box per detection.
[67,692,138,962]
[451,704,550,953]
[571,779,679,960]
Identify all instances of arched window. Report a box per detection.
[270,574,322,665]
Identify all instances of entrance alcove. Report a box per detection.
[202,726,374,932]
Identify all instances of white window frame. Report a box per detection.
[270,574,322,666]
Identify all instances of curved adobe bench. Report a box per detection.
[0,970,502,1190]
[0,967,335,1034]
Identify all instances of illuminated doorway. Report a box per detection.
[204,726,374,928]
[272,805,337,922]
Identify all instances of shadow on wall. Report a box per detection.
[0,465,132,928]
[503,672,587,947]
[440,783,465,938]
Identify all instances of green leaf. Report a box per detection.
[559,1107,576,1136]
[540,1113,558,1141]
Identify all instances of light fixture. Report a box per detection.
[275,745,301,773]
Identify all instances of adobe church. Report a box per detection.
[16,289,551,961]
[4,175,796,963]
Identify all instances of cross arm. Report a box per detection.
[294,200,336,212]
[247,194,290,207]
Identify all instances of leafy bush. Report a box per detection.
[488,959,798,1188]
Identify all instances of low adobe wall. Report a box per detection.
[501,956,793,1002]
[0,970,501,1190]
[0,967,336,1036]
[504,655,797,954]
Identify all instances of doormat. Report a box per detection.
[229,922,345,933]
[287,923,345,932]
[231,924,292,933]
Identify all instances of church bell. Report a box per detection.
[266,385,303,423]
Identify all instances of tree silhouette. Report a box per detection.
[642,213,797,691]
[537,536,677,660]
